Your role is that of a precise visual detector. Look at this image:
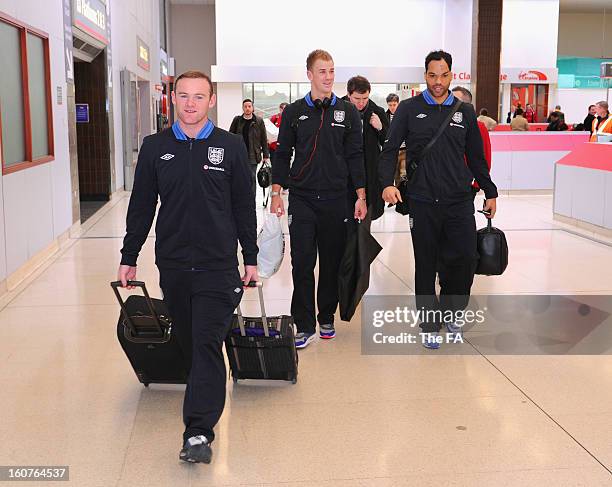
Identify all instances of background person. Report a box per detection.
[511,108,529,131]
[590,101,611,142]
[345,75,389,220]
[229,99,270,194]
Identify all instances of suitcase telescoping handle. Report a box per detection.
[236,281,270,337]
[110,280,166,337]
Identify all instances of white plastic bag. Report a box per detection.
[264,118,279,143]
[257,215,285,278]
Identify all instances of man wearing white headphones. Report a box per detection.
[270,49,367,349]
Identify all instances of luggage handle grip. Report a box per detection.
[110,280,165,337]
[236,281,269,337]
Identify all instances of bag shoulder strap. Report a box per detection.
[418,98,463,160]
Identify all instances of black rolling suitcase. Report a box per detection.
[111,281,189,387]
[225,282,298,384]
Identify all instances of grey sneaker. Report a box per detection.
[295,332,316,349]
[446,321,463,339]
[422,332,441,350]
[179,435,212,464]
[319,323,336,339]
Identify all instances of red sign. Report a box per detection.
[518,70,548,81]
[453,72,471,81]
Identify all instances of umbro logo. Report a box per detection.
[299,115,309,120]
[416,113,427,119]
[160,153,175,160]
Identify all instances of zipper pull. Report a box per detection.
[189,138,194,150]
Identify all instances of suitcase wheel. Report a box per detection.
[144,383,150,388]
[233,377,238,384]
[291,378,297,385]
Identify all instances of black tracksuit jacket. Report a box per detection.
[379,94,498,203]
[272,97,365,198]
[120,127,258,270]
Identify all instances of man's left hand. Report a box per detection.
[242,265,259,287]
[483,198,497,218]
[369,113,383,131]
[354,199,368,220]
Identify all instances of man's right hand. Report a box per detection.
[118,265,137,289]
[382,186,402,205]
[269,195,285,217]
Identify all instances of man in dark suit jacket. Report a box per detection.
[344,76,389,220]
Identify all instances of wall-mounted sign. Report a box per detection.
[76,103,89,123]
[57,86,63,105]
[73,0,108,44]
[160,59,168,81]
[137,37,150,71]
[499,68,558,84]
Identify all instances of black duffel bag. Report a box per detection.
[257,163,272,188]
[476,218,508,275]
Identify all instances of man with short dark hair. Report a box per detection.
[229,99,270,193]
[584,104,597,135]
[344,75,389,220]
[118,70,258,463]
[386,93,399,122]
[379,50,498,349]
[547,111,568,131]
[386,93,406,187]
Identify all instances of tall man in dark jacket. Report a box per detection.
[379,51,498,349]
[270,49,367,349]
[118,70,258,463]
[344,75,389,220]
[229,99,270,193]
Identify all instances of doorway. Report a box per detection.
[74,51,111,222]
[120,70,152,190]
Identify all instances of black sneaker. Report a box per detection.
[179,435,212,464]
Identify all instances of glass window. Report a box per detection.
[369,83,399,108]
[27,33,49,160]
[0,21,26,166]
[242,83,253,102]
[252,83,290,118]
[0,16,54,173]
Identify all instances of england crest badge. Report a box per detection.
[452,112,463,124]
[334,110,345,123]
[208,147,224,165]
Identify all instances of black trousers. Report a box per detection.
[159,268,243,443]
[249,161,258,196]
[409,198,478,333]
[288,193,347,334]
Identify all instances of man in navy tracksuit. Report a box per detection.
[379,51,498,349]
[270,49,367,349]
[117,71,258,463]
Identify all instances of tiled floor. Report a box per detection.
[1,192,612,486]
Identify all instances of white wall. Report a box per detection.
[169,4,216,122]
[215,0,472,69]
[216,83,244,132]
[556,88,612,125]
[558,12,612,58]
[501,0,559,68]
[0,0,71,279]
[109,0,161,190]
